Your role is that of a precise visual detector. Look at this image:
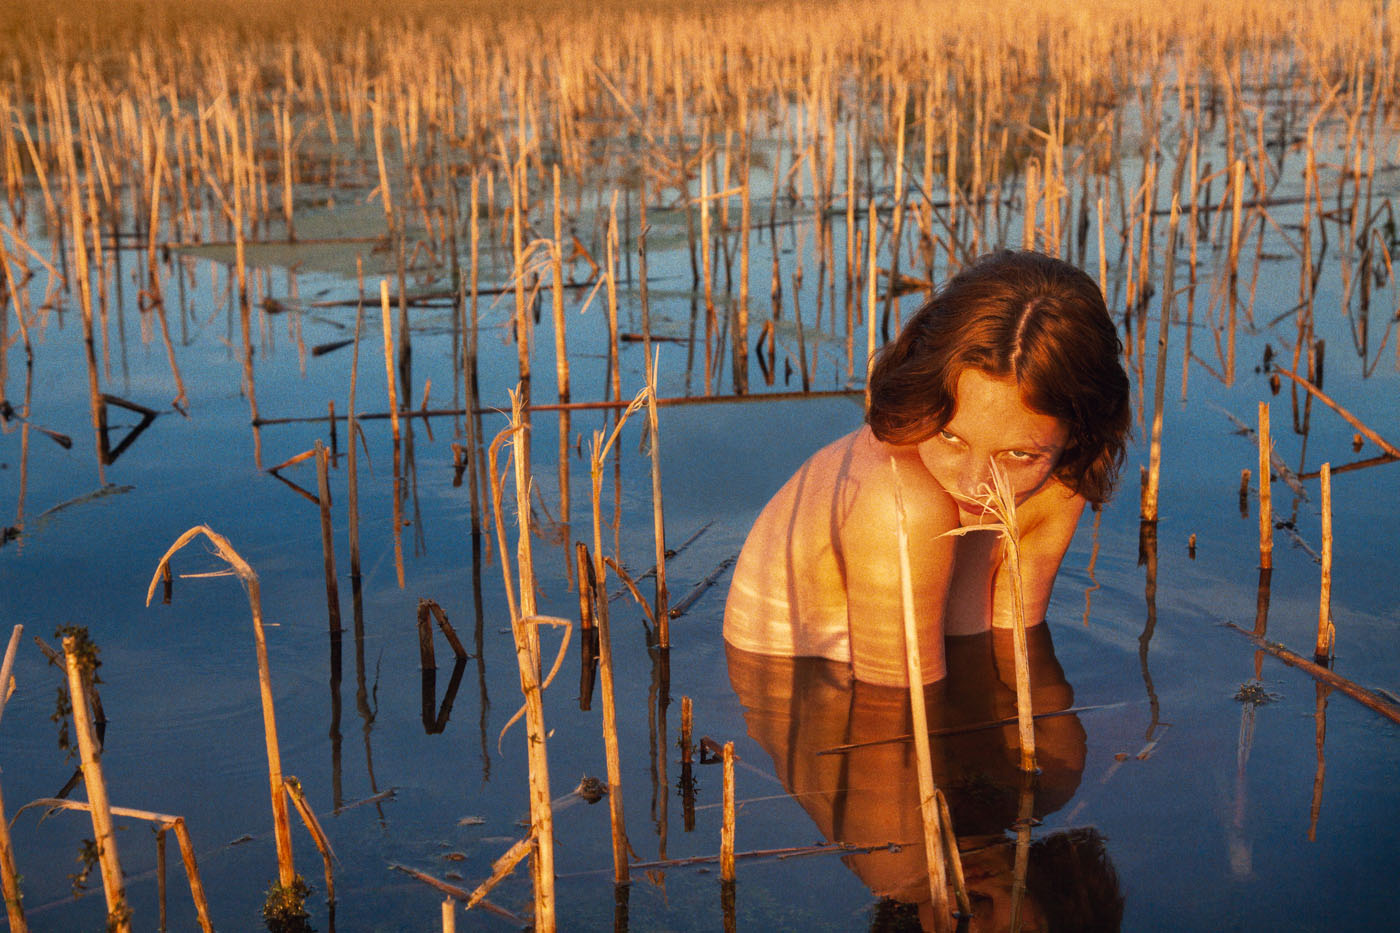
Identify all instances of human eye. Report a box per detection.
[938,429,958,443]
[1004,449,1039,462]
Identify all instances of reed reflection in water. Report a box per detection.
[727,624,1123,932]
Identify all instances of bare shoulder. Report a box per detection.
[1016,479,1087,556]
[833,428,959,539]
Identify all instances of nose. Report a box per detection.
[955,455,994,504]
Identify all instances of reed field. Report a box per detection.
[1,0,1399,929]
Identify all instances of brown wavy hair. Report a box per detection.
[867,250,1130,503]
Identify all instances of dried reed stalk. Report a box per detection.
[934,788,971,917]
[888,459,954,930]
[645,348,670,643]
[417,599,469,668]
[1226,159,1244,384]
[490,389,556,929]
[62,636,130,931]
[379,279,400,441]
[700,150,716,393]
[550,165,569,403]
[1273,368,1400,459]
[380,275,406,590]
[587,392,651,885]
[680,695,693,763]
[865,198,878,404]
[1258,403,1273,570]
[347,267,364,594]
[1142,194,1180,523]
[720,740,736,883]
[0,626,27,933]
[881,83,907,339]
[466,835,533,911]
[605,194,622,404]
[145,526,296,888]
[315,440,341,634]
[1315,462,1334,661]
[1224,622,1400,725]
[736,167,750,394]
[594,565,631,882]
[511,163,532,455]
[941,462,1036,771]
[23,799,211,933]
[283,776,336,907]
[0,625,18,727]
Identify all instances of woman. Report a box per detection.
[724,251,1130,685]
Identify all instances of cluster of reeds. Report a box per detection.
[2,1,1395,428]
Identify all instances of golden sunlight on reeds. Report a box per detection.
[4,0,1400,927]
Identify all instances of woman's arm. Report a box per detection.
[838,434,961,685]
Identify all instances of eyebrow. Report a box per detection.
[939,422,1063,453]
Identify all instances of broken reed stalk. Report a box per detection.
[680,696,693,762]
[942,462,1037,771]
[382,275,406,590]
[550,165,569,403]
[62,636,131,932]
[380,279,401,441]
[23,800,212,933]
[881,84,907,338]
[417,600,438,670]
[145,526,296,888]
[1272,367,1400,460]
[499,389,556,930]
[736,166,750,394]
[591,544,631,884]
[283,776,336,907]
[1258,402,1273,570]
[888,459,954,930]
[605,193,622,404]
[720,740,736,883]
[587,398,650,883]
[575,543,596,637]
[935,789,971,918]
[700,150,716,393]
[1224,622,1400,725]
[347,269,364,592]
[1142,194,1180,523]
[315,440,341,634]
[1226,159,1244,385]
[418,600,469,668]
[645,348,670,643]
[466,835,533,912]
[1315,462,1334,661]
[512,160,532,444]
[0,625,19,726]
[865,198,878,406]
[0,626,27,933]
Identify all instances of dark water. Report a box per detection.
[4,89,1400,933]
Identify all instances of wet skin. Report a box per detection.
[724,368,1085,685]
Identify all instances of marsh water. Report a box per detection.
[4,11,1400,931]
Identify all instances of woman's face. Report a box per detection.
[916,368,1069,521]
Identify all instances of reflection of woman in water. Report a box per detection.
[724,251,1130,685]
[728,627,1124,931]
